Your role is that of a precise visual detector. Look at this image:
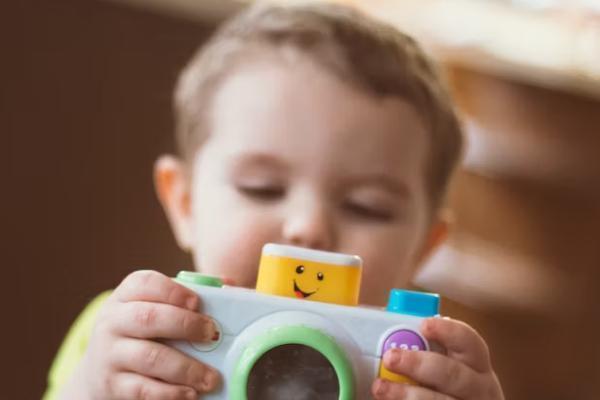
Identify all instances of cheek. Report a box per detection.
[349,227,425,305]
[190,190,279,287]
[203,230,265,287]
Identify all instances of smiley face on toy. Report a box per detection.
[256,243,362,306]
[292,264,325,299]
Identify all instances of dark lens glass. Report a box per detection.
[247,344,339,400]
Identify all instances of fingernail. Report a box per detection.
[192,317,216,342]
[186,296,198,310]
[421,318,433,335]
[203,319,217,342]
[374,379,389,395]
[185,388,197,400]
[384,348,402,366]
[201,368,219,391]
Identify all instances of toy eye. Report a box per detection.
[296,265,305,274]
[317,272,324,281]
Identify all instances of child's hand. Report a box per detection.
[63,270,220,400]
[371,317,504,400]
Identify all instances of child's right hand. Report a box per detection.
[61,270,220,400]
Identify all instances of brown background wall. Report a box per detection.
[2,1,213,397]
[444,70,600,400]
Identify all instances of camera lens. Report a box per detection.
[247,344,339,400]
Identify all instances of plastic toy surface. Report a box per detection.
[171,243,440,400]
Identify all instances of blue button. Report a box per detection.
[386,289,439,317]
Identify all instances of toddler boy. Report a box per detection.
[46,3,504,399]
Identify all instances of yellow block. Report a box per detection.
[256,244,362,306]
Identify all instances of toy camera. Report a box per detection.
[172,243,440,399]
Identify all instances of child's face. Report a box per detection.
[159,55,443,306]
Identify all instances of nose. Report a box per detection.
[282,200,335,251]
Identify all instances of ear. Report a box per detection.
[154,155,193,251]
[416,212,450,265]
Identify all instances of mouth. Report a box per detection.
[293,280,317,299]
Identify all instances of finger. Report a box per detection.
[421,317,491,372]
[383,348,485,399]
[372,378,458,400]
[112,339,220,393]
[114,270,200,311]
[111,301,216,342]
[110,371,198,400]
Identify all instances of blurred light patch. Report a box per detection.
[415,233,571,317]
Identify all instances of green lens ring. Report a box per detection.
[175,271,223,287]
[230,325,355,399]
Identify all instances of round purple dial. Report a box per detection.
[382,329,426,353]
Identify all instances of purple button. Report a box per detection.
[382,329,426,353]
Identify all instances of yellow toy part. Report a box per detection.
[378,364,417,385]
[256,243,362,306]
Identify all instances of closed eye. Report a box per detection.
[237,185,285,201]
[343,202,394,222]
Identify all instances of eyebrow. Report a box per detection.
[228,152,291,173]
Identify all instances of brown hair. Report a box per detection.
[174,2,462,209]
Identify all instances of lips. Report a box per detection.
[293,280,316,299]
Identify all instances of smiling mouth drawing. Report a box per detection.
[293,280,317,299]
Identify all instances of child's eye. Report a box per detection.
[343,202,394,222]
[237,184,285,201]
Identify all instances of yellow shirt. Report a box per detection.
[43,291,111,400]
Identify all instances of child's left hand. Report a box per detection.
[371,317,504,400]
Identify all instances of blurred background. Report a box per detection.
[2,0,599,398]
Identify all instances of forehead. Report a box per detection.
[207,55,429,180]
